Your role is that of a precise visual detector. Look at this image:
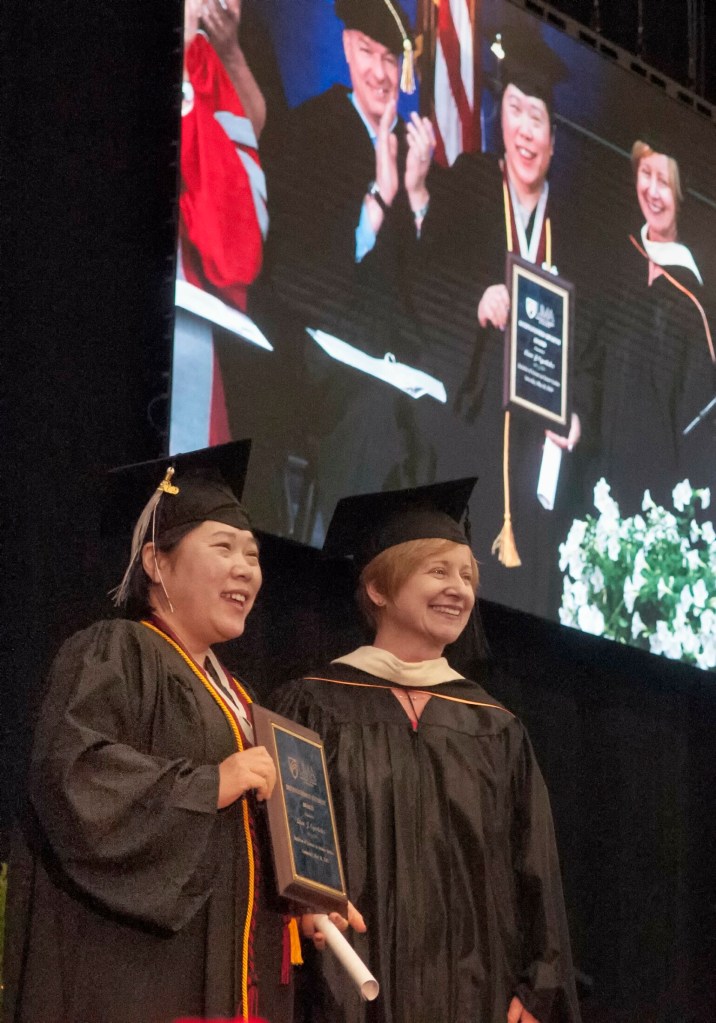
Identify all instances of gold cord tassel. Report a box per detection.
[288,917,304,966]
[401,38,416,93]
[110,467,179,606]
[491,410,522,568]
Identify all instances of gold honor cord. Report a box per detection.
[629,234,715,364]
[492,181,553,567]
[141,620,256,1021]
[303,676,515,716]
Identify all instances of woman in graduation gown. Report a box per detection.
[272,482,581,1023]
[4,445,295,1023]
[585,137,716,513]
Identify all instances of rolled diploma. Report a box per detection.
[537,435,562,511]
[314,914,379,1001]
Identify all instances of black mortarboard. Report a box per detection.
[633,127,679,164]
[335,0,412,54]
[107,439,253,605]
[323,478,477,572]
[484,14,568,120]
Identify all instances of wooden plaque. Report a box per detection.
[252,704,348,914]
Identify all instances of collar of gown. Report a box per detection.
[332,645,464,686]
[640,223,703,284]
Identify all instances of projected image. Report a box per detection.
[171,0,716,669]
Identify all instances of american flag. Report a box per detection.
[432,0,482,166]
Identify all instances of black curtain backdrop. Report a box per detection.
[1,3,715,1022]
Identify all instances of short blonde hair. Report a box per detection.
[357,537,479,630]
[631,139,683,204]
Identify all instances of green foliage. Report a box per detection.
[559,478,716,669]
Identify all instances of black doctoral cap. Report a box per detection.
[485,12,568,121]
[335,0,413,54]
[633,126,680,163]
[323,477,478,573]
[106,439,253,606]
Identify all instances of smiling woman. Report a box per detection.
[3,442,295,1023]
[272,480,582,1023]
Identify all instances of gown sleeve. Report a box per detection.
[510,727,582,1022]
[28,621,224,933]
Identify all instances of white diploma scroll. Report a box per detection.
[314,914,379,1002]
[537,436,563,511]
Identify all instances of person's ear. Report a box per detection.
[141,541,164,584]
[342,29,352,67]
[365,580,388,609]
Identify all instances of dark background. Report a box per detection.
[2,1,715,1020]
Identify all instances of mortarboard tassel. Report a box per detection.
[110,468,179,606]
[400,38,416,94]
[382,0,416,94]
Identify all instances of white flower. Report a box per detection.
[642,489,655,512]
[577,604,605,636]
[594,478,618,516]
[589,566,605,593]
[624,576,640,614]
[692,578,709,609]
[571,580,588,606]
[672,480,693,512]
[680,629,700,657]
[695,634,716,670]
[631,611,646,639]
[559,605,576,626]
[702,521,716,545]
[649,620,683,660]
[700,488,711,510]
[607,535,621,561]
[673,604,688,632]
[690,520,701,543]
[679,585,694,614]
[700,608,716,633]
[633,548,648,588]
[559,519,588,576]
[657,576,671,600]
[685,550,702,572]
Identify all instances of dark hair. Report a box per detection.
[124,521,198,619]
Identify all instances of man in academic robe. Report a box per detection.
[251,0,438,536]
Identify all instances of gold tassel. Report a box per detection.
[288,917,303,966]
[110,467,179,606]
[491,411,522,568]
[400,38,416,94]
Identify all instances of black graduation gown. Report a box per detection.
[419,153,581,618]
[4,620,292,1023]
[271,662,581,1023]
[584,234,716,515]
[262,84,422,363]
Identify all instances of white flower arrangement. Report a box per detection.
[559,479,716,670]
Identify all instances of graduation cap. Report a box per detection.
[106,439,253,606]
[632,126,682,164]
[483,12,568,120]
[335,0,416,92]
[323,477,478,573]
